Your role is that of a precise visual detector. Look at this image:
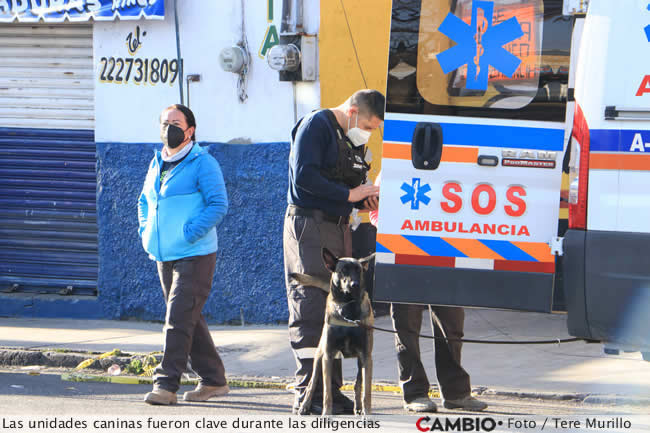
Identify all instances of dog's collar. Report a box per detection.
[328,316,359,327]
[328,301,360,327]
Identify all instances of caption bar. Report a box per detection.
[1,415,647,432]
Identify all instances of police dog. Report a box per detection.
[291,248,375,416]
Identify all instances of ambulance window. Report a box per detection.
[386,0,571,122]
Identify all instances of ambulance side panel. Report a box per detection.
[563,0,650,347]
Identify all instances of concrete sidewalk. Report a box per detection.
[1,309,650,400]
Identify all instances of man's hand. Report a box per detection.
[348,184,380,203]
[362,195,379,211]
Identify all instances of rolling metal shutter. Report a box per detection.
[0,24,97,296]
[0,24,94,129]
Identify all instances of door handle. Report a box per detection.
[411,122,443,170]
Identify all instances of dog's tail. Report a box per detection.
[289,273,329,291]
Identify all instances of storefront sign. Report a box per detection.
[0,0,164,23]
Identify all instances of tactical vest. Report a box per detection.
[322,109,370,188]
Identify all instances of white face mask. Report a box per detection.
[347,112,371,147]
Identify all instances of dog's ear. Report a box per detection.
[358,253,375,271]
[322,248,339,273]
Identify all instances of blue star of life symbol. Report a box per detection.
[436,0,524,90]
[400,178,431,210]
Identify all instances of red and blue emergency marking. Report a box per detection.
[376,233,555,273]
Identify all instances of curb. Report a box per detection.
[5,349,650,407]
[60,373,418,395]
[478,389,650,407]
[61,373,290,390]
[58,373,650,407]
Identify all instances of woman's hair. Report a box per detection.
[162,104,196,141]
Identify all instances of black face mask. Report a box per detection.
[161,123,187,149]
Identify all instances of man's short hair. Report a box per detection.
[349,89,385,121]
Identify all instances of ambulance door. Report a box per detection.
[375,0,572,312]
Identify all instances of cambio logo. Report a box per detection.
[415,416,498,432]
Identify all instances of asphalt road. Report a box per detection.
[1,369,649,432]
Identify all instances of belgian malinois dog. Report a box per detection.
[291,248,375,416]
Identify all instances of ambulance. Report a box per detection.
[374,0,650,355]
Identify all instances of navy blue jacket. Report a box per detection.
[287,110,354,217]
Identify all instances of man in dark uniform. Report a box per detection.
[283,89,384,414]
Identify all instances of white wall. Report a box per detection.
[296,0,320,122]
[94,0,320,144]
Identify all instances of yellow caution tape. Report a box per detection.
[74,358,95,371]
[97,349,122,359]
[75,349,125,372]
[340,383,400,393]
[138,354,158,377]
[140,365,155,377]
[339,383,441,397]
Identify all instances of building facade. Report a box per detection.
[0,0,321,322]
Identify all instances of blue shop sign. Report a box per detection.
[0,0,164,23]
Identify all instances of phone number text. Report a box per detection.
[98,57,180,86]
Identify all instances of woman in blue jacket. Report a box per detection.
[138,104,229,405]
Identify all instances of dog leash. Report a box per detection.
[332,302,582,345]
[352,322,583,345]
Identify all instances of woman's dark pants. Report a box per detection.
[153,252,226,392]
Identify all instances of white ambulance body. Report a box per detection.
[564,0,650,351]
[375,0,650,352]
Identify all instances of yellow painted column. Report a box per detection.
[319,0,392,184]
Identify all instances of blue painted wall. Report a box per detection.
[95,141,290,323]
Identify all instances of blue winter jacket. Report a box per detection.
[137,143,228,262]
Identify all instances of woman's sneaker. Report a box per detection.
[404,396,437,413]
